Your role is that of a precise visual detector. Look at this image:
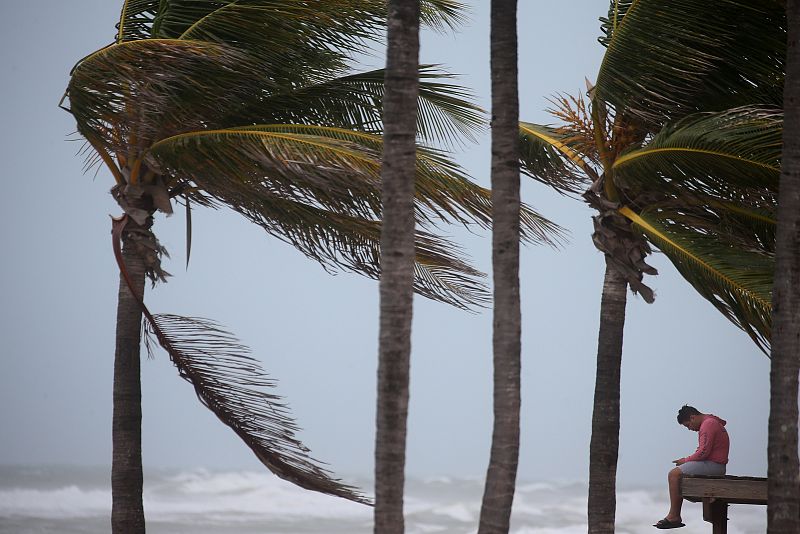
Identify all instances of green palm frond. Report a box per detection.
[519,122,595,195]
[67,39,269,157]
[597,0,635,47]
[420,0,468,30]
[621,206,773,352]
[228,66,485,147]
[705,201,776,254]
[116,0,160,42]
[143,313,370,503]
[595,0,785,128]
[149,127,384,219]
[128,1,464,43]
[146,126,497,306]
[642,201,776,259]
[148,125,563,245]
[174,2,384,83]
[613,107,781,205]
[205,185,492,308]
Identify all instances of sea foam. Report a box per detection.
[0,466,767,534]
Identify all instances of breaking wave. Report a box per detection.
[0,466,766,534]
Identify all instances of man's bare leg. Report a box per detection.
[665,467,683,522]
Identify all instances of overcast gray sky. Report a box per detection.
[0,1,769,487]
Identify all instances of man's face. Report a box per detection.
[681,415,701,432]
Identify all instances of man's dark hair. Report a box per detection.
[677,405,701,424]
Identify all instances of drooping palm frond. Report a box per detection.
[146,314,372,503]
[148,125,563,245]
[620,206,773,352]
[145,127,492,307]
[518,122,596,194]
[613,107,781,205]
[228,191,492,308]
[594,0,785,129]
[109,215,369,503]
[597,0,635,47]
[702,200,777,254]
[226,66,485,147]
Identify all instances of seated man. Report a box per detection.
[654,405,730,529]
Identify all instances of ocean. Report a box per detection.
[0,465,766,533]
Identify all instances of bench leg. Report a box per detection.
[710,501,728,534]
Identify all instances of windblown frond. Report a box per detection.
[116,0,159,42]
[110,215,367,503]
[67,39,270,157]
[174,2,384,83]
[229,66,485,147]
[598,0,635,47]
[144,314,371,503]
[149,125,562,245]
[613,107,781,205]
[519,122,595,195]
[147,127,494,307]
[621,206,773,352]
[420,0,468,31]
[118,1,465,45]
[594,0,785,128]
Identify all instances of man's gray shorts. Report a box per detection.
[678,460,726,476]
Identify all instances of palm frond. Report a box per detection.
[420,0,468,31]
[613,107,781,205]
[225,66,485,147]
[640,201,777,259]
[148,125,563,245]
[144,314,371,503]
[116,0,160,42]
[110,215,367,503]
[67,39,270,157]
[598,0,635,47]
[146,127,493,307]
[620,206,773,352]
[149,0,464,42]
[221,192,491,309]
[519,122,595,195]
[174,2,383,84]
[594,0,785,129]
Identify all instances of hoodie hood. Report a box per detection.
[708,414,727,426]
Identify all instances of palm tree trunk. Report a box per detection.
[374,1,419,532]
[111,224,147,534]
[478,1,521,532]
[767,2,800,532]
[587,257,628,534]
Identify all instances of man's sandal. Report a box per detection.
[653,518,685,529]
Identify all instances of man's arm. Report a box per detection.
[679,420,718,463]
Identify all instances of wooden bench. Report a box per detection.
[681,475,766,534]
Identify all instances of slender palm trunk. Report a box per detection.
[767,2,800,532]
[587,257,628,534]
[374,1,419,532]
[111,224,147,534]
[478,2,521,532]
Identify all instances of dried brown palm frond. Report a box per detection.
[112,215,370,504]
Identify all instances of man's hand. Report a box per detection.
[672,458,685,466]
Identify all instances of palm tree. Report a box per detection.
[477,1,522,533]
[374,0,420,532]
[518,2,786,532]
[767,2,800,531]
[64,2,565,532]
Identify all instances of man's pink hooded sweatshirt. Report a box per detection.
[681,415,730,464]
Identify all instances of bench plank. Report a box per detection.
[682,475,767,505]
